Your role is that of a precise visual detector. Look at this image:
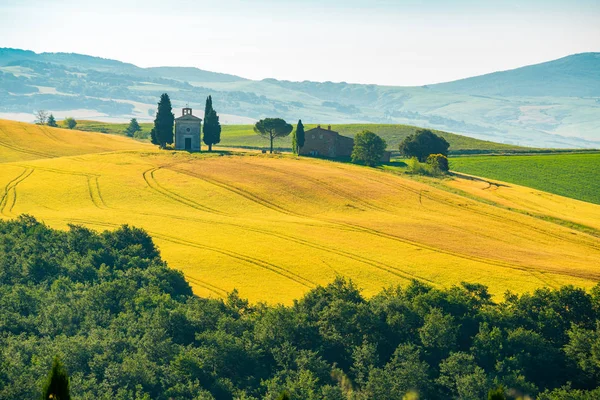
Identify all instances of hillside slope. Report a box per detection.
[432,53,600,97]
[0,119,150,162]
[0,122,599,304]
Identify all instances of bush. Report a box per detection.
[427,154,449,173]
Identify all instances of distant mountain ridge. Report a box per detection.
[431,53,600,97]
[0,47,599,148]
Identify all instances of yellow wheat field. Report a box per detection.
[1,119,599,304]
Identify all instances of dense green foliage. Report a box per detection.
[125,118,142,137]
[152,93,174,148]
[351,131,387,167]
[203,96,222,152]
[427,154,450,173]
[451,153,600,205]
[254,118,293,154]
[47,113,58,127]
[42,358,71,400]
[399,129,450,162]
[64,117,77,130]
[1,216,600,399]
[295,120,305,153]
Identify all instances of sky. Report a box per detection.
[0,0,599,86]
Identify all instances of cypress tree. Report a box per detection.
[204,95,213,121]
[202,96,221,152]
[291,129,298,155]
[152,93,174,149]
[296,119,305,153]
[41,357,71,400]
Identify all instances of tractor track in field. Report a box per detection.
[183,275,228,298]
[0,168,34,216]
[131,209,434,285]
[361,170,600,253]
[0,133,55,159]
[237,160,391,213]
[167,166,562,283]
[169,166,299,218]
[87,176,108,209]
[142,167,229,216]
[65,218,317,289]
[13,164,106,211]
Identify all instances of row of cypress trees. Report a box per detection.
[150,93,222,151]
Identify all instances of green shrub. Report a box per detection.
[427,154,449,173]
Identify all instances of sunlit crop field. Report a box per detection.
[1,119,600,304]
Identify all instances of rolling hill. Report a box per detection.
[0,120,599,304]
[74,120,529,153]
[1,48,599,148]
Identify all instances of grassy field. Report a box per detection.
[1,119,600,304]
[451,153,600,205]
[75,120,528,153]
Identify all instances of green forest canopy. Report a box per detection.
[1,216,600,399]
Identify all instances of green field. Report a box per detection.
[451,153,600,204]
[75,120,527,153]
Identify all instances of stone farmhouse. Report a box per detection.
[299,125,391,162]
[175,107,202,151]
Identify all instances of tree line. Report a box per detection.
[34,110,77,129]
[2,216,600,399]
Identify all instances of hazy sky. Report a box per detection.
[1,0,599,86]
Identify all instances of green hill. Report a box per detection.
[451,152,600,204]
[74,120,528,153]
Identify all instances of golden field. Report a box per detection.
[1,119,599,304]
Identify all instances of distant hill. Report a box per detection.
[146,66,246,83]
[432,53,600,97]
[0,48,599,148]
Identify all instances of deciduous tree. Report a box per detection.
[254,118,293,153]
[34,110,48,125]
[399,129,450,162]
[64,117,77,130]
[351,130,387,167]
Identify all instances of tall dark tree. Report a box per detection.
[203,96,221,152]
[254,118,293,153]
[42,358,71,400]
[295,119,305,154]
[47,114,58,128]
[399,129,450,162]
[204,95,213,121]
[152,93,174,149]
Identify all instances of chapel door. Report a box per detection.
[185,137,192,150]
